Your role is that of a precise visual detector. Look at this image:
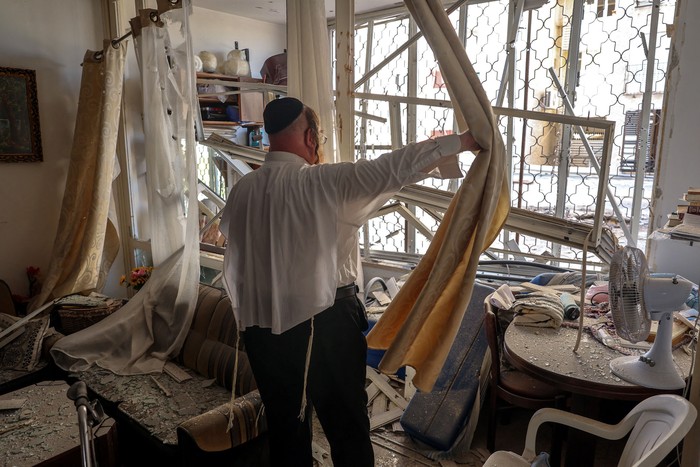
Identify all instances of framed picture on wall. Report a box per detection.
[0,67,43,162]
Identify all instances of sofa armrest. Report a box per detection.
[177,389,266,453]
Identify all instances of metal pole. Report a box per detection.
[406,18,418,255]
[553,0,584,258]
[548,67,634,245]
[354,0,470,90]
[496,0,525,108]
[630,0,661,242]
[68,381,97,467]
[505,0,517,175]
[335,0,355,163]
[76,406,95,467]
[516,10,533,245]
[449,2,470,194]
[361,20,374,260]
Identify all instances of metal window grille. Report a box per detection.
[343,0,676,268]
[195,0,676,274]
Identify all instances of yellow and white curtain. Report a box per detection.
[367,0,511,392]
[29,42,126,311]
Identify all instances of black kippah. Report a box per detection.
[263,97,304,134]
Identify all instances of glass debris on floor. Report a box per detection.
[75,365,232,446]
[309,365,490,467]
[0,381,80,466]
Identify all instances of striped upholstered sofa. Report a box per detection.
[76,284,268,465]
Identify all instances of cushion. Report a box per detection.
[177,390,266,452]
[0,314,50,371]
[177,285,256,396]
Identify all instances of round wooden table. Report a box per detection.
[503,321,693,466]
[504,321,693,399]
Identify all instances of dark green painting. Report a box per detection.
[0,67,42,162]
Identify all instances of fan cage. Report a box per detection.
[609,246,651,343]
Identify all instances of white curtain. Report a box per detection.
[51,5,200,375]
[286,0,366,284]
[286,0,336,163]
[28,42,126,311]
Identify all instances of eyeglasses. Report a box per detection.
[307,125,328,146]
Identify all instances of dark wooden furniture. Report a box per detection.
[484,305,567,459]
[0,380,117,467]
[503,319,693,467]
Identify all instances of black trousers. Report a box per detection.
[243,293,373,467]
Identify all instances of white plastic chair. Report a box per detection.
[483,394,697,467]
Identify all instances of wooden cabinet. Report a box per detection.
[196,72,264,128]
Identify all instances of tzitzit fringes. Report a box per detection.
[254,402,265,432]
[226,325,241,432]
[297,316,314,421]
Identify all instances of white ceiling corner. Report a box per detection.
[193,0,406,25]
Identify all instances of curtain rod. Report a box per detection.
[111,29,135,49]
[109,0,182,49]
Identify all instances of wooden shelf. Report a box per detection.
[197,72,265,126]
[199,96,224,104]
[202,120,240,126]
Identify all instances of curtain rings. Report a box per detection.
[111,30,132,49]
[108,3,171,50]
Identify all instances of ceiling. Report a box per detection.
[194,0,406,24]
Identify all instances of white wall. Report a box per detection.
[191,7,287,79]
[0,2,285,300]
[647,0,700,270]
[0,0,102,297]
[651,0,700,231]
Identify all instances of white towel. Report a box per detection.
[512,292,564,329]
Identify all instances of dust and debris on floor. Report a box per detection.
[0,381,79,467]
[309,365,491,467]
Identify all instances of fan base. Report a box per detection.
[610,356,686,390]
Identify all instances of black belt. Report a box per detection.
[335,283,358,301]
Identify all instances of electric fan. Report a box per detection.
[608,246,692,390]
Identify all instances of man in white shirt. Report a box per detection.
[220,97,480,466]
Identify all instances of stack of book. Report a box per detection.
[667,187,700,240]
[666,188,699,227]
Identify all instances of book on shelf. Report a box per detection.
[683,192,700,203]
[664,188,700,230]
[673,204,700,220]
[671,188,700,224]
[666,213,682,227]
[670,212,700,241]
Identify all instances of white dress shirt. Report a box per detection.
[220,134,462,334]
